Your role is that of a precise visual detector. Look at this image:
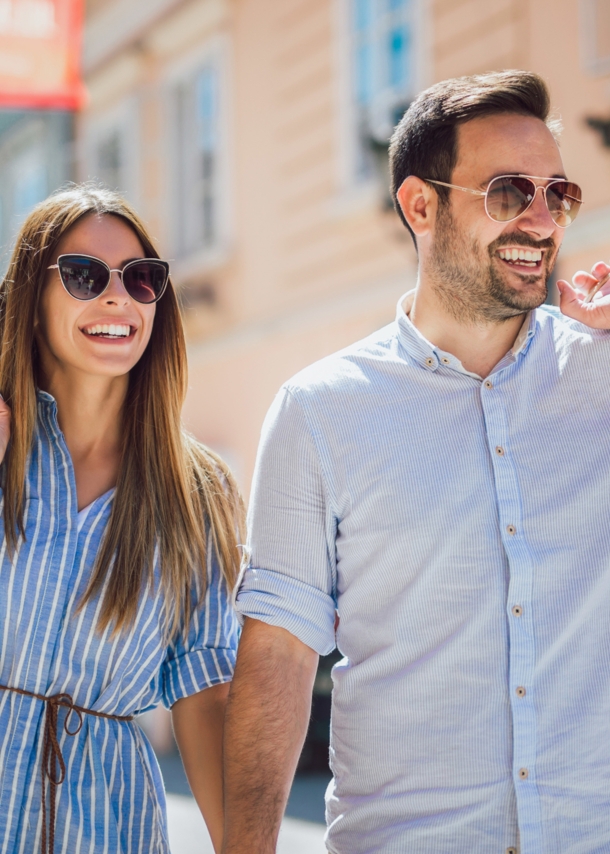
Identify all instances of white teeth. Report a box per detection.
[84,323,131,337]
[498,248,542,264]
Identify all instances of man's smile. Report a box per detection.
[494,246,546,274]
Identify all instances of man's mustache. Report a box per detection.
[487,234,557,255]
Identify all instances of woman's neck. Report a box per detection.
[38,366,128,509]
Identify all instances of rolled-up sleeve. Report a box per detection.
[162,536,240,708]
[235,387,337,655]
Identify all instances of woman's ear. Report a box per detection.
[396,176,438,240]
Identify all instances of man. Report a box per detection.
[223,71,610,854]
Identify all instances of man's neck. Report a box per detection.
[408,282,528,378]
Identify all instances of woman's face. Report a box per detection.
[37,214,157,380]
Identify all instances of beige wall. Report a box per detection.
[81,0,610,494]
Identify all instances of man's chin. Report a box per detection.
[492,270,549,313]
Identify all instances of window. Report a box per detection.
[82,100,138,203]
[582,0,610,76]
[96,129,124,192]
[174,61,223,258]
[351,0,417,176]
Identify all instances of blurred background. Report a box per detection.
[1,0,610,848]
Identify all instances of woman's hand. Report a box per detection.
[172,682,230,854]
[558,261,610,329]
[0,395,11,464]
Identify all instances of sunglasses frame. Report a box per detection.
[425,174,583,228]
[48,254,170,304]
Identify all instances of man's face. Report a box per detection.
[426,113,566,323]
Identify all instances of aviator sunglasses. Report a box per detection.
[48,254,170,304]
[426,174,583,228]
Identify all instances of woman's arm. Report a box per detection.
[171,681,231,853]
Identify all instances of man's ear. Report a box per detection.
[396,176,438,239]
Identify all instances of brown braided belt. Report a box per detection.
[0,682,134,854]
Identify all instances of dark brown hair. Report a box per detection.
[389,70,561,242]
[0,183,244,637]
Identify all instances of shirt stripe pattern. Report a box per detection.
[0,391,238,853]
[237,297,610,854]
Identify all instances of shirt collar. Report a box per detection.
[395,290,536,379]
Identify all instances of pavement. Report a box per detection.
[160,752,330,854]
[166,794,327,853]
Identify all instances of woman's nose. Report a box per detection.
[102,270,130,303]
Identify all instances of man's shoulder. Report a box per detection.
[282,322,401,402]
[535,304,610,343]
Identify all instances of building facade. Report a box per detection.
[78,0,610,493]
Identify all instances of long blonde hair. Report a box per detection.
[0,184,244,636]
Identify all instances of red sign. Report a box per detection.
[0,0,85,109]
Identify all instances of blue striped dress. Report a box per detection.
[0,390,239,853]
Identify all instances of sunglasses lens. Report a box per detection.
[545,181,582,227]
[122,262,167,303]
[58,256,109,300]
[486,176,536,222]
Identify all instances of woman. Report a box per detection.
[0,184,243,853]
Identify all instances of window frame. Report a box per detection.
[164,35,233,267]
[334,0,430,192]
[80,97,140,203]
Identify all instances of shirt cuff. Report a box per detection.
[235,567,336,656]
[162,647,236,708]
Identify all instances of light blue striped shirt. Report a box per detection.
[236,294,610,854]
[0,391,238,853]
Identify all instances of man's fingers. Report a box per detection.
[572,271,599,294]
[591,261,610,280]
[558,279,610,328]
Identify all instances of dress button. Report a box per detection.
[506,524,516,535]
[511,605,523,617]
[425,357,435,367]
[495,446,505,456]
[484,380,493,389]
[516,686,526,698]
[518,767,529,780]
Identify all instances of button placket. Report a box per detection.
[480,369,542,845]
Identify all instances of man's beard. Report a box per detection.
[426,203,557,324]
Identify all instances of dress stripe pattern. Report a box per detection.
[0,391,238,853]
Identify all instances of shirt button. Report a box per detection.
[441,356,450,364]
[512,605,523,617]
[507,848,518,854]
[518,767,529,780]
[425,357,435,367]
[516,686,526,698]
[495,446,505,456]
[506,524,516,535]
[484,380,493,389]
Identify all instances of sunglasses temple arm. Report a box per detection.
[426,180,486,197]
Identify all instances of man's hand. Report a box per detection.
[558,261,610,329]
[222,618,319,854]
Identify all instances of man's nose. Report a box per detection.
[516,186,557,239]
